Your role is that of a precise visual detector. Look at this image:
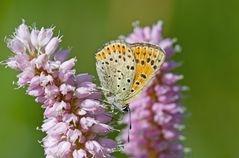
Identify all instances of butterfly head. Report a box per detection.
[106,95,126,111]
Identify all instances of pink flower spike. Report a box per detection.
[80,99,102,112]
[60,58,76,72]
[91,123,113,134]
[38,27,53,48]
[73,149,87,158]
[121,21,186,158]
[85,140,104,156]
[43,135,60,148]
[7,38,25,54]
[47,122,68,135]
[33,54,48,69]
[42,118,58,132]
[67,129,82,143]
[30,29,39,48]
[80,117,96,129]
[62,113,78,124]
[75,73,93,84]
[54,49,71,62]
[75,87,92,99]
[151,21,163,43]
[60,83,75,95]
[56,141,71,157]
[95,113,112,123]
[45,37,61,55]
[98,138,117,149]
[5,21,119,158]
[15,22,30,45]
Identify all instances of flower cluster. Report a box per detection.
[6,22,116,158]
[121,21,186,158]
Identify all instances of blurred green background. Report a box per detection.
[0,0,238,158]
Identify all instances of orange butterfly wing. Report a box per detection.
[124,43,165,104]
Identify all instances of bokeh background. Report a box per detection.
[0,0,238,158]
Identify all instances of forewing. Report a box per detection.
[124,43,165,103]
[96,41,136,101]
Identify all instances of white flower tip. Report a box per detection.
[0,59,6,65]
[17,22,29,33]
[4,36,8,43]
[172,37,178,43]
[174,124,185,130]
[179,135,186,140]
[132,20,140,28]
[118,35,124,39]
[182,86,190,91]
[184,147,192,153]
[45,37,60,55]
[174,44,182,53]
[50,25,56,30]
[58,35,63,41]
[21,19,26,24]
[37,140,43,144]
[156,20,163,27]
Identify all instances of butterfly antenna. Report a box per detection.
[129,106,132,142]
[123,106,132,142]
[129,107,132,130]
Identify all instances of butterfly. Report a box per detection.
[95,40,165,111]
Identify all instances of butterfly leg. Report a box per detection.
[96,87,110,93]
[110,104,115,113]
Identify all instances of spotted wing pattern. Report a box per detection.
[96,41,136,102]
[124,43,166,104]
